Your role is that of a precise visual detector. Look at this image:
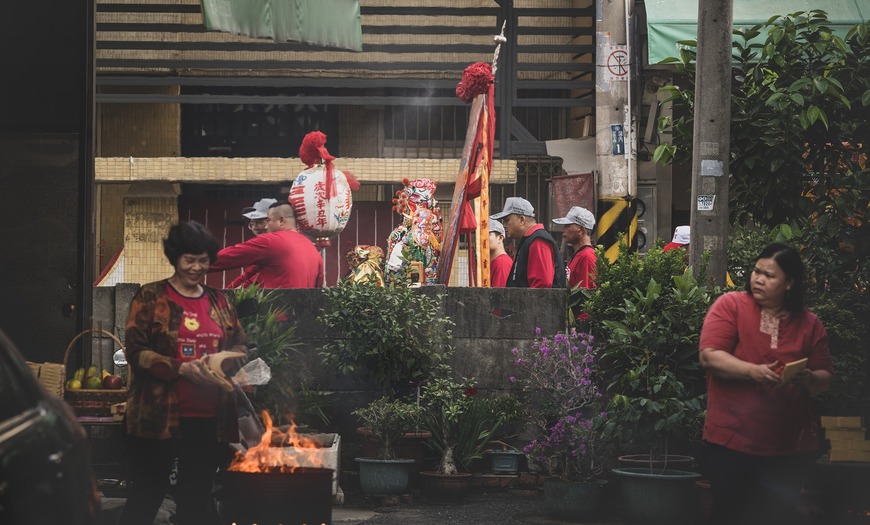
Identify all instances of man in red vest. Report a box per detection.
[490,197,566,288]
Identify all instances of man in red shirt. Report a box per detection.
[227,197,277,288]
[488,220,512,287]
[552,206,597,290]
[490,197,565,288]
[210,202,324,288]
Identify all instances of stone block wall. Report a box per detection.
[94,285,566,446]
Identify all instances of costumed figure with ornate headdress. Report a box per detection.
[386,178,442,285]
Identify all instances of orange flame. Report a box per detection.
[228,410,326,473]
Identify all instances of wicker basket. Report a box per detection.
[63,329,128,417]
[26,361,66,398]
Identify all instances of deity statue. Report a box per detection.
[386,178,442,285]
[346,245,385,287]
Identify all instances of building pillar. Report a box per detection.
[123,182,179,285]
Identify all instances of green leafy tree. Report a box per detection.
[656,11,869,232]
[655,3,870,421]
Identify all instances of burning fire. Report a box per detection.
[229,410,326,473]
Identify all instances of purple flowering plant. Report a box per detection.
[511,328,610,481]
[523,412,609,481]
[510,328,600,420]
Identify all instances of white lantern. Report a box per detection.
[289,165,353,247]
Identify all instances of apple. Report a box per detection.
[102,375,123,389]
[85,376,102,389]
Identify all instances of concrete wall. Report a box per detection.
[93,285,566,444]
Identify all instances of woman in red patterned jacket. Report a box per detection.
[120,221,248,525]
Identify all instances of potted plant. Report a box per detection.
[418,365,508,501]
[318,280,453,396]
[584,245,713,523]
[229,285,334,429]
[511,327,610,519]
[352,396,421,495]
[583,245,712,465]
[525,413,611,519]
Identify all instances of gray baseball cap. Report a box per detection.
[242,198,278,220]
[489,220,506,236]
[552,206,596,230]
[490,197,535,220]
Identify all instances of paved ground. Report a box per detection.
[96,473,866,525]
[99,487,622,525]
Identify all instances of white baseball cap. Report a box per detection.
[490,197,535,220]
[552,206,596,230]
[241,198,278,220]
[672,225,690,244]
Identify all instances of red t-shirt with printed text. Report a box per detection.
[166,283,223,417]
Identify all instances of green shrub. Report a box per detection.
[318,281,453,395]
[585,245,717,456]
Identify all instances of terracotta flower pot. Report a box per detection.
[418,471,473,502]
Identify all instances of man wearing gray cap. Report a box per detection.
[488,220,512,287]
[552,206,597,290]
[490,197,566,288]
[227,198,277,287]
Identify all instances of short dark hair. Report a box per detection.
[744,243,806,314]
[268,202,296,219]
[163,221,220,266]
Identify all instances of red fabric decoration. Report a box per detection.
[456,62,494,103]
[299,131,332,167]
[342,170,361,191]
[299,131,338,199]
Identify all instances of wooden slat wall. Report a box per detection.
[96,0,594,82]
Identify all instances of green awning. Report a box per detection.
[201,0,362,52]
[645,0,867,64]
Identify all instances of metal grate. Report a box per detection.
[490,156,565,224]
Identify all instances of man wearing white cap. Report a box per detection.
[490,197,566,288]
[488,220,512,288]
[210,197,323,288]
[552,206,597,290]
[227,198,277,288]
[663,225,690,253]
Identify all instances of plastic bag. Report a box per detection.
[231,357,271,387]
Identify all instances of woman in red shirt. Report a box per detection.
[121,222,248,525]
[699,243,833,525]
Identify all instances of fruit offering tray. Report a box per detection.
[63,329,128,417]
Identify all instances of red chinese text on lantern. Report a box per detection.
[289,166,354,248]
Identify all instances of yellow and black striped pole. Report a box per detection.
[596,196,638,263]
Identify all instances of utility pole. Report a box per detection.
[595,0,637,261]
[689,0,732,286]
[595,0,634,198]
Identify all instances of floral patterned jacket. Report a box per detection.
[124,280,247,441]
